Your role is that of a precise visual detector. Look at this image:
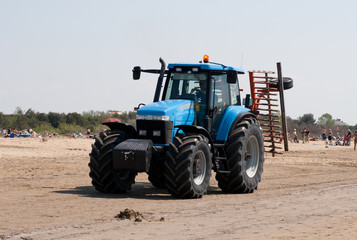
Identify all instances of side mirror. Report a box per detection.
[227,70,237,83]
[243,94,251,108]
[133,66,141,80]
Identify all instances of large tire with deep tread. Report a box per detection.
[164,134,212,198]
[88,130,136,193]
[216,118,264,193]
[148,159,165,188]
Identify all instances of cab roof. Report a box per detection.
[167,63,245,74]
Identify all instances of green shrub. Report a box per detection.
[33,124,57,135]
[57,123,86,135]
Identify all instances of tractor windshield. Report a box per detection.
[163,72,208,102]
[163,71,241,130]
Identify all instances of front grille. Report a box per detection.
[136,120,173,144]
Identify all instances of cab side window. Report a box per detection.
[229,82,240,105]
[211,74,229,110]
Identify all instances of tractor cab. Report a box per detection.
[132,55,246,144]
[162,62,244,138]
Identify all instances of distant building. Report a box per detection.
[334,118,348,126]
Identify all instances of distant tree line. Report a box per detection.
[0,108,355,138]
[286,113,356,140]
[0,107,136,136]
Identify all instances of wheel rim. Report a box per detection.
[193,150,206,185]
[245,135,259,178]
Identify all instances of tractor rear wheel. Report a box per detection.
[164,134,212,198]
[88,131,136,193]
[216,118,264,193]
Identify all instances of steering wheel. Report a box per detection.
[190,87,200,94]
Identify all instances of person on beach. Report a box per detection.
[354,130,357,151]
[344,129,352,146]
[293,129,299,143]
[328,129,333,146]
[321,128,328,144]
[347,129,352,138]
[301,128,306,143]
[305,128,310,143]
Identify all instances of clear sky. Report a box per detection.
[1,0,356,125]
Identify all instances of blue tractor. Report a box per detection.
[88,55,264,198]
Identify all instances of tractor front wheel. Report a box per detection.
[88,131,136,193]
[164,134,212,198]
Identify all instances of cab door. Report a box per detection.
[210,73,241,139]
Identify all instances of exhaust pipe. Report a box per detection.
[153,58,166,102]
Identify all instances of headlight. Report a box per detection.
[136,115,170,121]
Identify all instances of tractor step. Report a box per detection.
[214,157,230,173]
[214,143,225,148]
[213,144,230,173]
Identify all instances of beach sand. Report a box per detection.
[1,138,356,239]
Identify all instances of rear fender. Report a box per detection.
[216,106,257,141]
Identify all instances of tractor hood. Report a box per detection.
[136,99,195,126]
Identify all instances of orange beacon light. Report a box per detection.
[203,55,209,63]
